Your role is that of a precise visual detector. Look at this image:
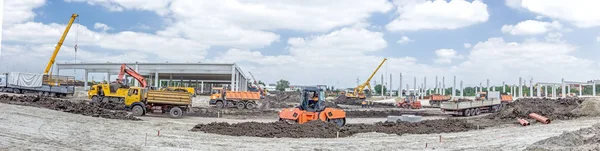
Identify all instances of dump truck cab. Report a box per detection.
[279,87,346,127]
[209,87,225,104]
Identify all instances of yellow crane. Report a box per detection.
[346,58,387,100]
[44,13,79,75]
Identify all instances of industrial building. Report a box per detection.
[56,62,250,93]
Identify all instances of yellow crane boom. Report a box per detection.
[43,13,79,75]
[353,58,387,99]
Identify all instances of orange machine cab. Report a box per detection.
[278,87,346,127]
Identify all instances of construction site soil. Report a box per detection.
[0,95,139,120]
[487,97,584,121]
[191,119,477,138]
[525,123,600,150]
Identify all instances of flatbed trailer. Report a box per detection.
[440,91,504,116]
[0,72,75,97]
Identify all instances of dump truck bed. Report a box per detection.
[225,91,261,101]
[440,99,501,110]
[147,90,191,106]
[430,95,451,101]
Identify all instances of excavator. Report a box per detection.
[88,64,147,103]
[342,58,387,107]
[279,87,346,127]
[248,71,268,98]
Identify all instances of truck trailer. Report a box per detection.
[440,91,504,116]
[0,72,75,97]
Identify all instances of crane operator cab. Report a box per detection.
[279,87,347,127]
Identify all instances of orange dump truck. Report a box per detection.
[209,87,261,109]
[429,94,451,107]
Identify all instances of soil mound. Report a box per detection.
[188,107,278,118]
[525,123,600,151]
[260,92,301,109]
[0,95,139,120]
[334,96,362,105]
[572,98,600,116]
[191,119,477,138]
[488,98,584,120]
[345,110,437,118]
[89,101,126,110]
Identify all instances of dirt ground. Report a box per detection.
[2,102,600,150]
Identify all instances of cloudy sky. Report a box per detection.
[1,0,600,89]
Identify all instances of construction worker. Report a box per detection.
[361,101,367,108]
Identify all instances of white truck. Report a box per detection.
[440,91,504,116]
[0,72,75,97]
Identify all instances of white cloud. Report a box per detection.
[545,32,564,43]
[535,16,545,20]
[434,49,462,64]
[3,0,45,26]
[464,43,472,48]
[505,0,522,9]
[455,37,597,83]
[93,22,112,32]
[516,0,600,28]
[501,20,562,35]
[2,22,208,62]
[396,36,413,44]
[64,0,174,15]
[386,0,489,31]
[596,36,600,42]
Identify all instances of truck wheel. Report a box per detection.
[245,102,256,109]
[169,107,183,118]
[215,101,224,109]
[132,105,145,116]
[91,96,100,102]
[237,102,246,109]
[475,108,480,115]
[464,109,471,117]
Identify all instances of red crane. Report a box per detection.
[117,64,147,88]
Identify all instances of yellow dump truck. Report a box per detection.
[125,87,192,118]
[88,83,130,103]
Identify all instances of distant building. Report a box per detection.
[265,84,276,92]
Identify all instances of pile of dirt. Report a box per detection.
[525,123,600,150]
[0,95,139,121]
[334,96,363,105]
[89,101,126,110]
[488,97,584,121]
[345,110,438,118]
[188,107,278,118]
[191,119,477,138]
[572,98,600,116]
[260,92,301,109]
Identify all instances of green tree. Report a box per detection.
[276,79,290,91]
[374,84,387,95]
[258,80,266,86]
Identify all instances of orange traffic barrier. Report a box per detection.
[517,118,530,126]
[529,113,551,124]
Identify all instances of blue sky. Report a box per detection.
[2,0,600,88]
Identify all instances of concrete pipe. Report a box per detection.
[517,118,530,126]
[529,113,551,124]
